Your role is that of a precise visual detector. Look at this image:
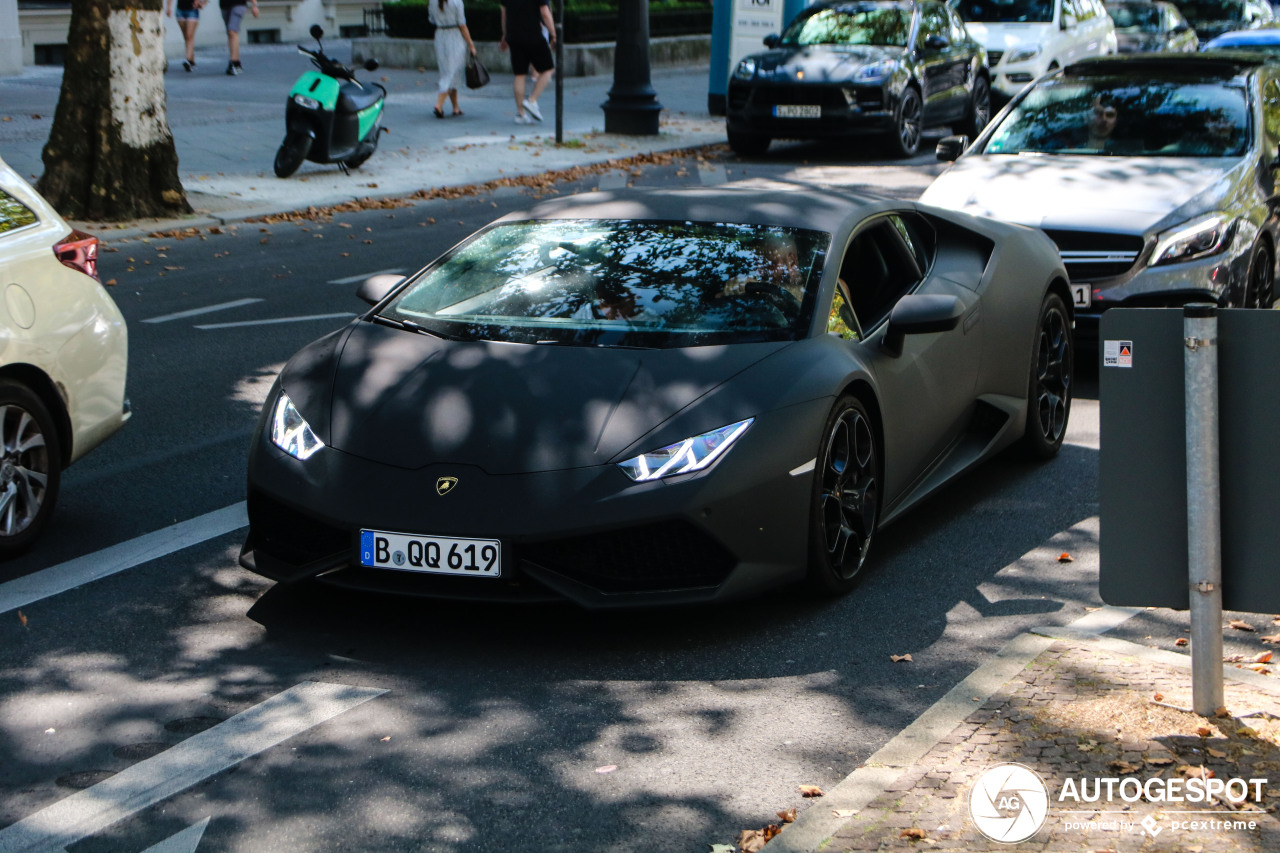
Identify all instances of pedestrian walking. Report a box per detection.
[430,0,478,118]
[499,0,556,124]
[166,0,204,72]
[220,0,259,76]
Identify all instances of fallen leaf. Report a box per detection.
[1146,756,1175,766]
[1058,552,1074,563]
[891,654,913,663]
[1208,748,1228,759]
[901,828,927,841]
[1230,619,1257,632]
[595,765,617,774]
[1249,665,1272,675]
[380,736,391,742]
[777,807,797,824]
[104,279,117,286]
[1261,634,1280,644]
[1216,706,1231,718]
[708,845,736,853]
[1153,693,1164,701]
[799,785,824,797]
[17,611,27,628]
[1196,726,1214,738]
[1108,760,1140,774]
[1176,638,1189,647]
[1254,652,1273,664]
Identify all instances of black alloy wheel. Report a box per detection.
[1246,241,1275,308]
[273,132,312,178]
[889,87,922,158]
[963,76,991,139]
[1021,292,1073,460]
[0,380,62,556]
[807,395,881,595]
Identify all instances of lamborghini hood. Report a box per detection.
[286,320,792,474]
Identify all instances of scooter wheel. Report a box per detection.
[274,134,311,178]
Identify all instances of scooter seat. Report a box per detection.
[338,83,382,113]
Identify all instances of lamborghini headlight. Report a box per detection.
[734,58,757,80]
[270,392,325,460]
[618,419,753,482]
[1150,213,1235,267]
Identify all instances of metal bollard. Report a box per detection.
[1184,303,1224,716]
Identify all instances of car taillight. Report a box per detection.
[53,229,99,282]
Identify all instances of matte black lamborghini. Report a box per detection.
[240,187,1072,608]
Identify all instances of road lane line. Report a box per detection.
[195,313,354,330]
[141,299,264,324]
[139,817,209,853]
[0,682,386,853]
[327,268,404,285]
[0,503,248,616]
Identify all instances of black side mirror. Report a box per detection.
[364,58,379,72]
[310,24,324,40]
[882,294,966,357]
[764,33,781,48]
[357,274,405,306]
[936,134,969,162]
[925,34,950,50]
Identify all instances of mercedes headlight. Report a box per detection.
[734,58,757,80]
[1006,46,1042,64]
[857,59,896,80]
[1150,214,1236,267]
[270,392,325,460]
[618,419,753,482]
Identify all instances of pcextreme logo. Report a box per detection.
[969,763,1050,843]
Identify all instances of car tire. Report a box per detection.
[1245,240,1275,308]
[0,380,62,556]
[728,129,771,156]
[888,87,922,158]
[962,76,991,139]
[274,132,312,179]
[1020,292,1073,460]
[806,395,881,596]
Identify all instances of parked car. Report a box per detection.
[1202,22,1280,52]
[240,187,1072,608]
[1175,0,1275,44]
[953,0,1118,102]
[922,54,1279,338]
[1106,0,1199,51]
[725,0,992,158]
[0,156,129,554]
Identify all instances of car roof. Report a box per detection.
[496,186,900,237]
[1208,27,1280,44]
[1064,52,1267,79]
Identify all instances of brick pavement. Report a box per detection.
[824,639,1280,852]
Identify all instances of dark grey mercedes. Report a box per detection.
[726,0,991,158]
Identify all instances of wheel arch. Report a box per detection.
[839,378,884,468]
[1047,275,1073,322]
[0,364,72,468]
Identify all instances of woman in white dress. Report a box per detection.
[430,0,478,117]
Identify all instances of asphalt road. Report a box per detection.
[0,141,1226,853]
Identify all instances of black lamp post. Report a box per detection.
[601,0,662,135]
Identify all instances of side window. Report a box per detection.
[1263,78,1280,149]
[946,6,969,42]
[839,216,927,332]
[827,278,861,341]
[0,190,38,235]
[1061,0,1078,27]
[918,4,950,43]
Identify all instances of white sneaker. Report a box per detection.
[522,99,543,121]
[514,114,534,125]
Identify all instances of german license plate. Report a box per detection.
[1070,284,1091,309]
[775,104,821,118]
[359,529,501,577]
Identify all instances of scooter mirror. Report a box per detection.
[364,58,379,72]
[310,24,324,40]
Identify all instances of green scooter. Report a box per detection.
[274,25,386,178]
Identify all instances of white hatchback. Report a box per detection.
[0,155,129,554]
[955,0,1117,99]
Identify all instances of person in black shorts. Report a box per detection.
[220,0,259,75]
[499,0,556,124]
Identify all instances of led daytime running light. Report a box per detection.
[618,419,753,482]
[1150,214,1233,267]
[270,392,325,460]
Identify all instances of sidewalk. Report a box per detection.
[761,626,1280,853]
[0,42,726,239]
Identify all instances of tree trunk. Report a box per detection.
[37,0,191,222]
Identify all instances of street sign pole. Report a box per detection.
[1184,303,1224,716]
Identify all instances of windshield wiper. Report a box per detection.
[369,314,460,340]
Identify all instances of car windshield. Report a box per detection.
[1107,3,1162,30]
[1179,0,1243,22]
[378,220,829,349]
[982,77,1250,157]
[780,6,913,47]
[954,0,1056,24]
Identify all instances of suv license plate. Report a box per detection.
[1070,284,1092,309]
[359,529,501,577]
[775,104,821,118]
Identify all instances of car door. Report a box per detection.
[835,213,981,503]
[916,1,968,123]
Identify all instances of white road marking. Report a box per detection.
[138,817,209,853]
[327,269,404,285]
[140,299,264,324]
[0,503,248,616]
[195,313,354,330]
[0,682,386,853]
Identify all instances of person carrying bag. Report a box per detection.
[466,53,491,90]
